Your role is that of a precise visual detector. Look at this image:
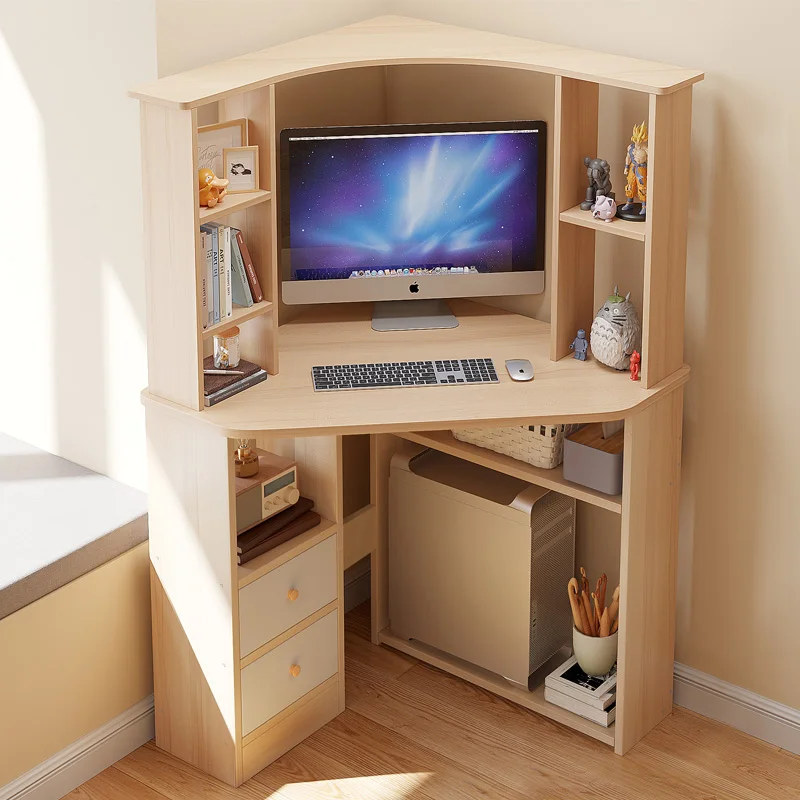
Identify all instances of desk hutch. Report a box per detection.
[131,16,702,786]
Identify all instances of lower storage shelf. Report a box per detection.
[378,629,615,747]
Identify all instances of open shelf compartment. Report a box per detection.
[559,204,646,242]
[378,629,615,747]
[396,430,622,513]
[199,189,271,224]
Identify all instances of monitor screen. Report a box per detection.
[280,121,546,293]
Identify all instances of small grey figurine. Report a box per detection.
[590,286,642,371]
[569,329,588,361]
[580,157,614,211]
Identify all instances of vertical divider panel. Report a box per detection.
[141,103,203,409]
[642,87,693,388]
[146,407,238,783]
[551,77,599,361]
[616,387,683,753]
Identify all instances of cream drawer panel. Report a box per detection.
[239,535,337,656]
[241,609,338,736]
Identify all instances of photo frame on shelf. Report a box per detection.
[198,118,248,177]
[223,146,260,193]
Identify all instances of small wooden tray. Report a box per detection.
[235,449,296,496]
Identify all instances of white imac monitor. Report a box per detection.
[280,120,546,330]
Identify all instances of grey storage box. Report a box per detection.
[563,423,624,496]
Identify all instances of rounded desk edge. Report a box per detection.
[140,364,690,439]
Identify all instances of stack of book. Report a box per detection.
[237,497,321,565]
[544,656,617,727]
[203,357,267,407]
[199,224,263,328]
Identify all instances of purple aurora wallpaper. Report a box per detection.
[285,129,542,280]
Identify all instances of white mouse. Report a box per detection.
[506,359,534,382]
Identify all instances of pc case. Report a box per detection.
[388,448,575,687]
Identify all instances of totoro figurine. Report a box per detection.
[592,194,617,223]
[590,287,642,371]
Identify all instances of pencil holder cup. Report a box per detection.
[573,627,618,677]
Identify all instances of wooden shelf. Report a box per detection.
[379,630,615,747]
[396,430,622,513]
[130,16,704,109]
[238,517,337,589]
[559,205,646,242]
[202,300,273,339]
[199,190,271,224]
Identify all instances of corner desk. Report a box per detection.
[132,14,700,787]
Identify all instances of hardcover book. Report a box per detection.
[230,233,254,307]
[200,224,220,324]
[238,497,315,551]
[204,370,268,407]
[238,510,322,565]
[200,230,209,328]
[222,225,232,318]
[234,229,263,302]
[203,357,261,394]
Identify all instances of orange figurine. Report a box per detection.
[198,168,229,208]
[629,350,641,381]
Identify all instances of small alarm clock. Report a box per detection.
[235,449,300,535]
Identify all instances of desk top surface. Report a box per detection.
[130,16,704,109]
[142,301,689,437]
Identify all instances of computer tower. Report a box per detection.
[388,448,575,687]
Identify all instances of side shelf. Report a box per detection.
[396,430,622,513]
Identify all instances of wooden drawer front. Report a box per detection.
[240,609,339,736]
[239,535,337,656]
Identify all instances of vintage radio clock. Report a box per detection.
[235,448,300,534]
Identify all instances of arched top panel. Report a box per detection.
[130,15,704,109]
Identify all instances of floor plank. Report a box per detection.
[69,603,800,800]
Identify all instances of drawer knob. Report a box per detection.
[287,588,299,602]
[289,664,301,677]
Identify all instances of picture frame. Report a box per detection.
[197,119,248,177]
[223,146,260,193]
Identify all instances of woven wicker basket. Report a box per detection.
[452,423,583,469]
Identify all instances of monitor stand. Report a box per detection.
[371,299,459,332]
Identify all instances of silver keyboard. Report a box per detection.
[312,358,499,391]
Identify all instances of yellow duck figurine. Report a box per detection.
[198,168,229,208]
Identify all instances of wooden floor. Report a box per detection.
[70,603,800,800]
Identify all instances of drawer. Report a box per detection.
[239,535,337,657]
[240,609,339,736]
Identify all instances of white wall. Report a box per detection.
[155,0,389,76]
[0,1,384,491]
[392,0,800,710]
[0,1,157,490]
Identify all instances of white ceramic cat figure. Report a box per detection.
[590,287,642,371]
[592,194,617,222]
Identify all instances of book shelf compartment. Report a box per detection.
[203,300,273,339]
[199,189,271,224]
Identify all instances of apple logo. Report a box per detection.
[409,282,419,294]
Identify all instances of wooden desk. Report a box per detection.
[135,14,698,787]
[143,301,689,437]
[144,301,685,781]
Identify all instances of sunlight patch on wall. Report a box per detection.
[102,261,147,490]
[0,31,55,444]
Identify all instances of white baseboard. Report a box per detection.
[674,663,800,755]
[1,695,154,800]
[344,569,371,614]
